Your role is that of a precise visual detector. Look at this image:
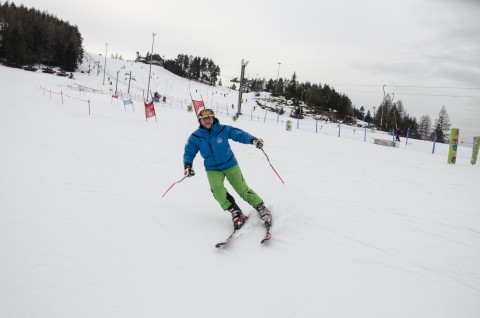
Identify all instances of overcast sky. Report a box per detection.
[14,0,480,137]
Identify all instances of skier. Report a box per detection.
[396,128,402,142]
[183,106,272,231]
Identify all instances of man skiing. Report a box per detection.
[183,106,272,231]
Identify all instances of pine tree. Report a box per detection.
[395,100,406,129]
[286,72,297,100]
[365,110,373,123]
[190,57,201,80]
[276,78,285,96]
[403,115,419,139]
[431,106,451,143]
[0,3,84,68]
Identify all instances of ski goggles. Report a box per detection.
[198,110,214,119]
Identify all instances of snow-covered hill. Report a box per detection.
[1,57,479,318]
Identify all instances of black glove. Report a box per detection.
[184,163,195,177]
[252,138,263,149]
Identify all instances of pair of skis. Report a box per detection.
[215,210,272,248]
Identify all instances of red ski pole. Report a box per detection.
[161,176,187,198]
[260,148,285,184]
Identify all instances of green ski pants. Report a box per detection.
[206,165,262,210]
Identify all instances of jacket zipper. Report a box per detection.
[208,130,217,163]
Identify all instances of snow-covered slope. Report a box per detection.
[1,58,479,318]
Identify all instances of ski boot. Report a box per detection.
[256,202,272,229]
[227,203,246,230]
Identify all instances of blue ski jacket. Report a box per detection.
[183,118,255,171]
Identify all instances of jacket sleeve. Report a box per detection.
[183,135,199,166]
[227,126,255,144]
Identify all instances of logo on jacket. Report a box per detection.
[217,138,223,143]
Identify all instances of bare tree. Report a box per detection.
[418,115,432,141]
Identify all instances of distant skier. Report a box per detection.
[183,106,272,230]
[396,128,402,142]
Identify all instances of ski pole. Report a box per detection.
[161,176,187,198]
[260,148,285,184]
